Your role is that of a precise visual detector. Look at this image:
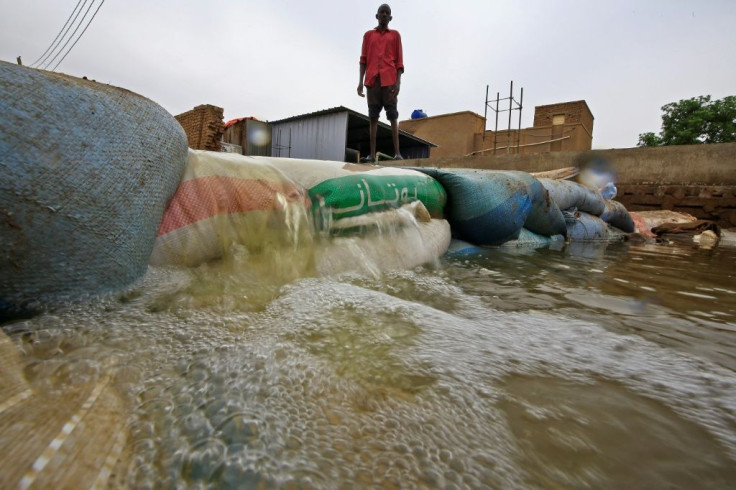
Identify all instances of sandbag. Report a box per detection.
[499,171,566,237]
[410,168,532,245]
[539,178,606,216]
[629,210,698,236]
[446,238,485,257]
[566,212,625,241]
[264,158,446,228]
[315,203,451,276]
[599,199,635,233]
[150,150,311,266]
[429,168,566,238]
[0,61,188,317]
[500,228,565,248]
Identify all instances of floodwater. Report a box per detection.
[3,236,736,489]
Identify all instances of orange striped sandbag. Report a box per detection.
[150,150,311,266]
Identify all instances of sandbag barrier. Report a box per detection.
[150,151,453,269]
[406,167,636,253]
[1,62,188,320]
[1,61,637,318]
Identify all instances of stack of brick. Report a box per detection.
[174,104,224,151]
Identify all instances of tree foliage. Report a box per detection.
[637,95,736,146]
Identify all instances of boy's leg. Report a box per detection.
[389,118,401,158]
[370,118,378,161]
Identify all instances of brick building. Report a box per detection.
[174,104,224,152]
[399,100,594,159]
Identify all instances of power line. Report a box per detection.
[41,0,97,70]
[33,0,89,68]
[51,0,106,71]
[30,0,84,67]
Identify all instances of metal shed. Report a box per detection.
[222,117,273,156]
[269,106,435,161]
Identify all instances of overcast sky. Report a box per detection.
[2,0,734,149]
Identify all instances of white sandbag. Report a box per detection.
[315,203,451,276]
[151,150,312,266]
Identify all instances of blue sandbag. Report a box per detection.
[446,238,486,257]
[501,228,564,249]
[0,61,188,318]
[493,171,566,238]
[411,168,531,245]
[539,178,606,216]
[600,199,635,233]
[566,211,625,241]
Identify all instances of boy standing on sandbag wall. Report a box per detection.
[357,4,404,163]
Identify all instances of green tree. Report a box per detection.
[637,95,736,146]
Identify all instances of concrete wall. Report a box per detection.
[390,143,736,227]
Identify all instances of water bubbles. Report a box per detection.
[3,242,735,487]
[182,437,227,481]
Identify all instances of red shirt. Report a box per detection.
[360,27,404,88]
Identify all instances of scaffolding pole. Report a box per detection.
[483,81,523,155]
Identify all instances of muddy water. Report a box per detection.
[4,240,736,488]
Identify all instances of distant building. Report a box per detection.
[268,106,435,162]
[177,105,436,162]
[174,104,224,152]
[399,100,594,158]
[221,117,272,156]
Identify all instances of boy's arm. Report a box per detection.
[358,63,366,97]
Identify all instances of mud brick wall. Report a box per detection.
[175,105,224,151]
[393,142,736,229]
[618,185,736,228]
[533,101,594,133]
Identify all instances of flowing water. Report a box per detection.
[3,237,736,489]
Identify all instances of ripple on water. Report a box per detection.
[2,242,735,488]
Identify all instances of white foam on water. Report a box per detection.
[5,243,736,488]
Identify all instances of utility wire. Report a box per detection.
[41,0,97,70]
[51,0,105,71]
[30,0,84,67]
[33,0,89,68]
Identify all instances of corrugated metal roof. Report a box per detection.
[269,106,437,147]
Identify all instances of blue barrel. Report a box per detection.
[0,61,188,318]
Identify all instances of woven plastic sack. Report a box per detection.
[264,158,446,228]
[500,228,565,248]
[566,211,625,241]
[539,178,606,216]
[459,169,567,238]
[446,239,485,257]
[150,150,311,266]
[411,168,535,245]
[0,61,188,317]
[599,199,636,233]
[315,202,451,276]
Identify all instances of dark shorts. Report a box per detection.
[367,76,399,120]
